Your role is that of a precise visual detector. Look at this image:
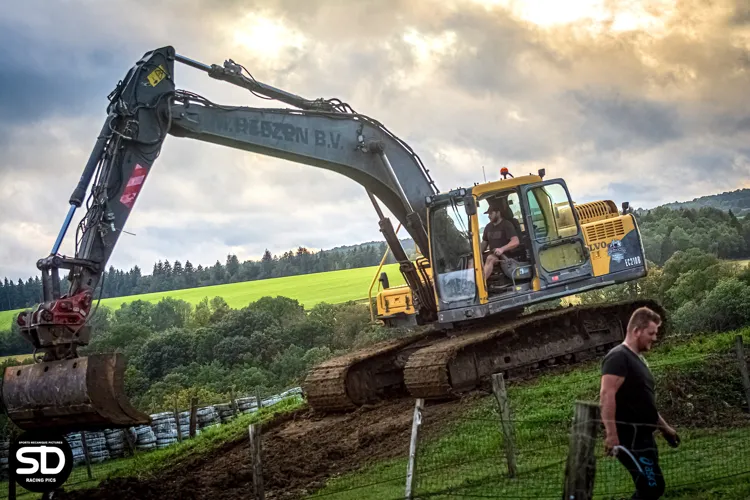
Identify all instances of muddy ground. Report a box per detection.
[56,396,471,500]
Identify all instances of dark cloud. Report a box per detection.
[568,90,683,152]
[729,0,750,25]
[0,14,136,130]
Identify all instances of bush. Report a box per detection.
[672,278,750,333]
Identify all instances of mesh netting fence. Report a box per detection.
[307,347,750,499]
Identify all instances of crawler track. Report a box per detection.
[304,299,666,412]
[303,330,441,411]
[403,299,665,399]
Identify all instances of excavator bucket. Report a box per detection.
[1,353,150,433]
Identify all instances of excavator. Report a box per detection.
[2,46,662,433]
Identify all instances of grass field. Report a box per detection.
[0,353,32,364]
[0,264,405,331]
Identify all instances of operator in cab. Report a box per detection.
[481,200,521,280]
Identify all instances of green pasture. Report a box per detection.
[0,264,405,331]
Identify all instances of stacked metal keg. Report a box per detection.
[0,439,8,480]
[214,403,237,423]
[133,424,157,451]
[177,410,193,437]
[236,396,258,414]
[196,406,221,430]
[104,428,129,458]
[149,412,179,449]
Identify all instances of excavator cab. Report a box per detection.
[426,169,614,323]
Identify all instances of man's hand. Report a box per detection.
[658,414,680,448]
[493,248,504,257]
[604,432,620,456]
[660,425,680,448]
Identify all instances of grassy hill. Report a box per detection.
[0,263,405,331]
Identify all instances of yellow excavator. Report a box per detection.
[2,46,661,433]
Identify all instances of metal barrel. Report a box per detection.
[1,353,150,433]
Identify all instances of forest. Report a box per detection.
[0,295,398,413]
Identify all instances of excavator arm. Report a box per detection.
[3,45,439,433]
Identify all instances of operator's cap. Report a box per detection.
[484,204,501,214]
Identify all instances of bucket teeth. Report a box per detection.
[2,353,150,433]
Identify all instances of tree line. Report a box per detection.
[0,241,412,312]
[638,207,750,265]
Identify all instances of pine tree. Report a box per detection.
[226,254,240,278]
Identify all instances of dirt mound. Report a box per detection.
[656,352,750,429]
[56,397,468,500]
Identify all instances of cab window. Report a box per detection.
[527,183,578,241]
[526,182,585,272]
[478,191,524,235]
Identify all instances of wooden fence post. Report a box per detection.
[256,386,263,411]
[230,387,239,417]
[173,407,183,443]
[80,432,93,480]
[189,397,198,438]
[123,428,136,456]
[248,424,265,500]
[491,373,518,477]
[735,336,750,412]
[562,401,600,500]
[405,398,424,500]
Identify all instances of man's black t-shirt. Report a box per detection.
[601,344,658,439]
[483,219,518,251]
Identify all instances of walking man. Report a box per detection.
[600,306,680,499]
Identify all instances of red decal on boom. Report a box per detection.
[120,164,149,209]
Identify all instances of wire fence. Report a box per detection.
[307,338,750,499]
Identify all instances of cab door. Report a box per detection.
[520,180,593,288]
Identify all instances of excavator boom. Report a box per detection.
[3,46,440,433]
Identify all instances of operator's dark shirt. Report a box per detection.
[601,344,658,443]
[483,219,518,252]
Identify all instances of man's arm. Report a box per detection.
[657,413,679,445]
[493,221,521,256]
[600,374,624,454]
[494,236,520,256]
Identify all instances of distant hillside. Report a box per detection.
[658,188,750,217]
[327,238,416,255]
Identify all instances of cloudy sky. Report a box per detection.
[1,0,749,281]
